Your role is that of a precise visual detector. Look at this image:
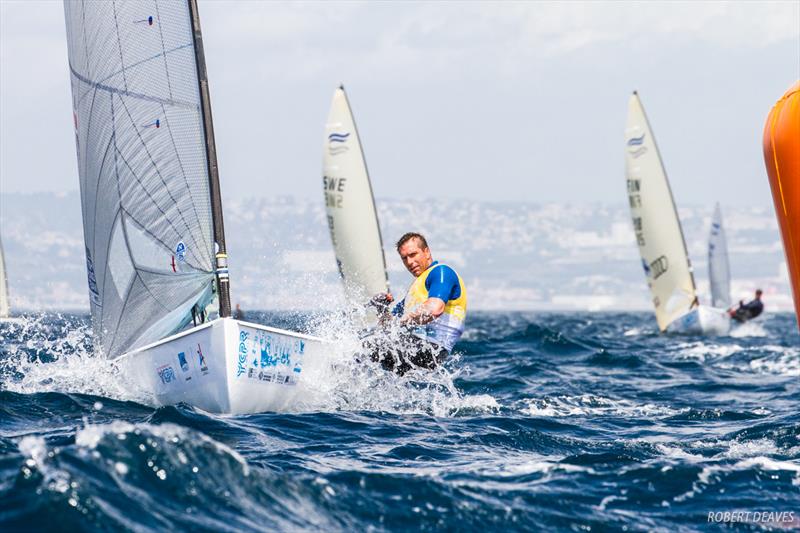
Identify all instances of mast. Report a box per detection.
[187,0,231,317]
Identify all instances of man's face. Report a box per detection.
[398,238,432,277]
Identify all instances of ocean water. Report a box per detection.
[0,311,797,532]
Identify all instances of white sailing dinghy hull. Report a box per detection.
[665,306,730,336]
[116,318,330,414]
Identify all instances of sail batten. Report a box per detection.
[625,92,697,331]
[64,0,224,358]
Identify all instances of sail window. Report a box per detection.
[107,215,135,301]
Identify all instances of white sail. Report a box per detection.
[64,1,221,358]
[0,235,9,318]
[322,86,389,304]
[625,92,697,331]
[708,203,731,309]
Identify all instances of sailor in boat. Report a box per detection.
[729,289,764,323]
[233,303,246,321]
[364,232,467,375]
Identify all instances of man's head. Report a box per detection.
[396,232,432,277]
[755,289,763,299]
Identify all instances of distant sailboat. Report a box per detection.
[708,203,731,310]
[63,0,328,413]
[624,92,729,335]
[0,235,10,319]
[322,86,389,309]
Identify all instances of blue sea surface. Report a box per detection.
[0,312,798,532]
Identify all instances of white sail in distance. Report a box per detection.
[64,0,223,358]
[0,235,9,318]
[625,92,697,331]
[708,203,731,309]
[322,86,389,304]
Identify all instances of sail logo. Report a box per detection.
[627,133,648,159]
[328,131,350,156]
[648,255,669,280]
[175,241,186,263]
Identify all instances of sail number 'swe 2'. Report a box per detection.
[627,179,642,208]
[323,176,347,208]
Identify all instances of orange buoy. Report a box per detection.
[763,80,800,325]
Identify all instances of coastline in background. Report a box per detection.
[0,192,791,312]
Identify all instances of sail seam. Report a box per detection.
[69,60,198,111]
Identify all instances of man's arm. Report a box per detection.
[399,297,445,325]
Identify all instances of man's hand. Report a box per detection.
[367,292,394,312]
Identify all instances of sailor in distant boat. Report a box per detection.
[729,289,764,322]
[365,232,467,375]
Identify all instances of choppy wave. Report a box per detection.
[1,311,798,531]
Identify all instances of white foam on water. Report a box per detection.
[521,394,687,418]
[747,350,799,376]
[297,313,499,418]
[0,314,142,403]
[655,444,706,463]
[729,321,768,338]
[674,456,800,502]
[723,438,781,459]
[675,341,743,362]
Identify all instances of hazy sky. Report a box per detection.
[1,1,798,207]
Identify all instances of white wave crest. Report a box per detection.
[521,394,687,418]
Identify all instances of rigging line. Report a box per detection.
[158,109,214,264]
[115,95,207,259]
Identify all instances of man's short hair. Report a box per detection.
[756,289,763,296]
[396,232,428,251]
